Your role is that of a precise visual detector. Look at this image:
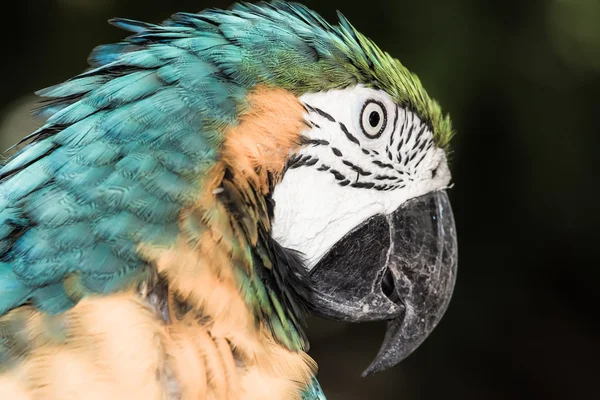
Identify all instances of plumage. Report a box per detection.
[0,1,454,399]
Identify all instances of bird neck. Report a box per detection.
[139,85,317,398]
[142,162,315,398]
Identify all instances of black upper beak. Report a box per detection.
[308,190,457,376]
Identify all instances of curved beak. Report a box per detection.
[308,190,457,376]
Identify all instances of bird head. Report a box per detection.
[273,84,456,375]
[228,3,458,376]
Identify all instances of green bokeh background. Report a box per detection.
[1,1,598,398]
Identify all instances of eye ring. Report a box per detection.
[360,99,387,139]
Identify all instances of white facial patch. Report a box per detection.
[271,85,452,269]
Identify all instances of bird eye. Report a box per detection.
[360,100,387,139]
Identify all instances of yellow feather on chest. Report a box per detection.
[0,291,313,400]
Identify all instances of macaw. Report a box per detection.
[0,1,457,399]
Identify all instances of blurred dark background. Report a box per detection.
[1,0,598,399]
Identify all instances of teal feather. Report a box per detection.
[0,208,26,239]
[0,159,54,201]
[92,213,145,241]
[83,71,164,108]
[111,49,164,69]
[0,263,32,316]
[53,164,113,196]
[30,283,75,314]
[46,100,98,126]
[13,257,70,287]
[301,378,327,400]
[13,229,61,262]
[153,148,198,174]
[88,43,140,66]
[147,44,186,62]
[73,141,121,166]
[23,187,99,228]
[36,76,108,98]
[137,167,196,203]
[171,35,230,52]
[108,18,159,34]
[166,14,220,33]
[131,30,193,43]
[53,112,107,147]
[115,152,162,179]
[74,243,133,276]
[42,222,97,250]
[156,61,216,87]
[34,102,71,120]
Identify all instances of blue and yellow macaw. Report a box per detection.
[0,2,457,399]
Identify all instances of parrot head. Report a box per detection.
[241,3,458,376]
[273,85,456,376]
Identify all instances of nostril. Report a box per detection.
[382,268,400,304]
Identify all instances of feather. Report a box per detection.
[108,18,160,34]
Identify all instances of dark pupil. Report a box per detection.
[369,111,381,128]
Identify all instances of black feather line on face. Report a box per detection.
[339,122,361,146]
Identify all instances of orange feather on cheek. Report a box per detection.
[223,85,307,194]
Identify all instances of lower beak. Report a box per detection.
[308,190,457,376]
